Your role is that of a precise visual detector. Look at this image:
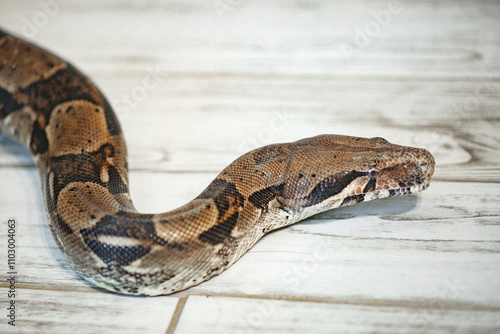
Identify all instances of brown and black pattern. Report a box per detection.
[300,170,368,207]
[0,28,435,296]
[248,183,284,210]
[19,64,121,136]
[49,143,128,205]
[196,179,245,245]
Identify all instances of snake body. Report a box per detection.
[0,30,434,296]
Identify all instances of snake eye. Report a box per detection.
[367,169,378,178]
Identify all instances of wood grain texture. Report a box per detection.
[0,288,177,333]
[0,0,499,333]
[175,295,500,334]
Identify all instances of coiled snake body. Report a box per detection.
[0,30,434,296]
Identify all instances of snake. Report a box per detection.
[0,29,435,296]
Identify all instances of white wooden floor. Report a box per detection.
[1,0,500,333]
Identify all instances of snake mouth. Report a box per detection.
[375,177,430,199]
[367,148,435,201]
[328,147,435,208]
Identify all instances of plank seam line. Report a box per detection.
[1,284,499,312]
[165,295,188,334]
[178,292,500,312]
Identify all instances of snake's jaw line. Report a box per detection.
[0,31,436,296]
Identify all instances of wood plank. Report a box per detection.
[174,295,500,334]
[2,0,499,77]
[0,288,177,333]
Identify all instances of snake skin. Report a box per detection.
[0,29,435,295]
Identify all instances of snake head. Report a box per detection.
[276,135,435,220]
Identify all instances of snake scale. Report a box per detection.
[0,29,434,296]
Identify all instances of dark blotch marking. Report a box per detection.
[199,212,239,245]
[389,189,397,197]
[0,87,24,119]
[301,170,367,207]
[363,177,377,193]
[81,213,181,266]
[29,120,49,154]
[85,240,150,267]
[196,179,244,220]
[20,65,121,135]
[80,224,150,266]
[49,143,128,204]
[0,29,7,40]
[85,212,183,249]
[84,214,155,240]
[248,183,284,210]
